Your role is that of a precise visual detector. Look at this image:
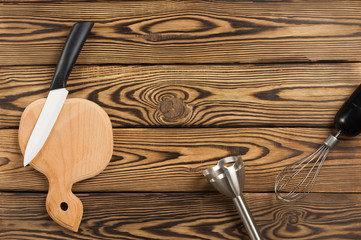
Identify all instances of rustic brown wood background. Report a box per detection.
[2,0,361,239]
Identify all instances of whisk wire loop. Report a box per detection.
[275,136,335,202]
[275,145,324,192]
[283,146,329,201]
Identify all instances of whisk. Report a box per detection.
[275,84,361,202]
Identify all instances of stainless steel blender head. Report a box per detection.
[203,156,261,240]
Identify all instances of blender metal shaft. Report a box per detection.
[233,195,261,240]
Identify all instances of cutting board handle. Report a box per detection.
[46,178,83,232]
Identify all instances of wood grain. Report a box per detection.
[2,1,361,64]
[2,127,361,193]
[1,64,360,128]
[18,98,113,231]
[2,192,361,240]
[2,0,360,238]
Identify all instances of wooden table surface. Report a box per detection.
[2,1,361,239]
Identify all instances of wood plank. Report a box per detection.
[2,192,361,239]
[2,127,361,193]
[2,1,361,65]
[1,64,360,128]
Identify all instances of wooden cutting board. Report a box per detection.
[18,98,113,232]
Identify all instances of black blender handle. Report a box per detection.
[50,22,94,90]
[334,84,361,136]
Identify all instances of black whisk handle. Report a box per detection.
[335,84,361,137]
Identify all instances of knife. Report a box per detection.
[23,22,94,166]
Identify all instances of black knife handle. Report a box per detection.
[50,22,94,90]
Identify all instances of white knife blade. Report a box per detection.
[23,88,68,166]
[23,22,93,166]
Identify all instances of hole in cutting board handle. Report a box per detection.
[60,202,68,211]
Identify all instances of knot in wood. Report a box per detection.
[159,97,189,122]
[287,213,299,224]
[0,157,10,166]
